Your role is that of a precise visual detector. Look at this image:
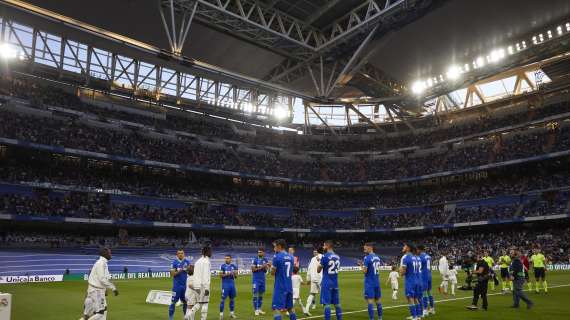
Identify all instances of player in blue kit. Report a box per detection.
[252,247,269,316]
[219,255,238,319]
[417,245,435,316]
[359,242,383,320]
[271,239,297,320]
[170,249,190,320]
[317,240,343,320]
[400,243,423,320]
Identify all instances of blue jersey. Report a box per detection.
[171,258,190,289]
[400,253,421,284]
[220,263,238,288]
[252,256,268,283]
[419,252,432,281]
[363,253,381,288]
[273,251,293,293]
[321,252,340,289]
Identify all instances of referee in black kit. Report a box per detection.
[467,253,490,311]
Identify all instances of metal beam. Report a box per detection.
[306,103,338,136]
[305,0,341,25]
[346,103,386,134]
[326,25,378,96]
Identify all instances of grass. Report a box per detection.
[2,271,569,319]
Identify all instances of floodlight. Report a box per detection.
[475,56,485,68]
[411,81,426,95]
[446,65,461,80]
[557,26,563,35]
[274,107,289,119]
[0,43,17,59]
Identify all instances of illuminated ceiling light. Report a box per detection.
[274,107,289,119]
[489,48,505,62]
[439,74,444,81]
[547,30,553,38]
[446,65,462,80]
[539,33,544,42]
[532,36,538,44]
[464,63,470,72]
[426,78,433,87]
[566,23,570,31]
[411,81,426,95]
[507,45,514,55]
[0,43,18,59]
[474,56,485,68]
[557,26,563,35]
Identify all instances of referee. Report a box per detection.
[467,254,490,311]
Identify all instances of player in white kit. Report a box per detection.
[184,265,198,320]
[447,265,458,296]
[79,247,118,320]
[304,249,322,316]
[186,247,212,320]
[438,255,449,295]
[386,265,400,300]
[291,266,307,314]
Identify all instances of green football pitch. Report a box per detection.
[2,271,569,319]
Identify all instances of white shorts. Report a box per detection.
[310,282,321,294]
[83,287,107,316]
[185,289,199,306]
[197,287,210,303]
[293,288,300,299]
[391,281,399,290]
[449,278,457,285]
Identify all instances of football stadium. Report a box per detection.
[1,0,570,319]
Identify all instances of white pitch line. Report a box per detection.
[297,284,570,320]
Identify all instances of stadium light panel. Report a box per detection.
[411,81,426,95]
[273,106,289,119]
[558,26,563,35]
[446,65,461,80]
[0,43,17,59]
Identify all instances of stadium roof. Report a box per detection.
[22,0,570,96]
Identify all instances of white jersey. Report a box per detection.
[388,271,399,284]
[307,254,322,283]
[87,256,116,291]
[83,256,115,317]
[193,256,211,302]
[185,275,198,305]
[292,274,302,299]
[438,256,449,276]
[448,269,458,283]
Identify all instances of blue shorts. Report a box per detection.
[171,286,187,304]
[272,291,293,310]
[405,282,420,298]
[423,278,432,292]
[414,283,423,299]
[364,285,381,300]
[221,286,237,299]
[253,281,266,294]
[320,287,340,305]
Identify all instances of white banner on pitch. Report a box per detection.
[146,290,182,306]
[0,293,11,320]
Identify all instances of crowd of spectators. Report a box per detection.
[2,227,570,265]
[1,108,570,182]
[2,155,570,210]
[4,77,570,154]
[1,187,567,230]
